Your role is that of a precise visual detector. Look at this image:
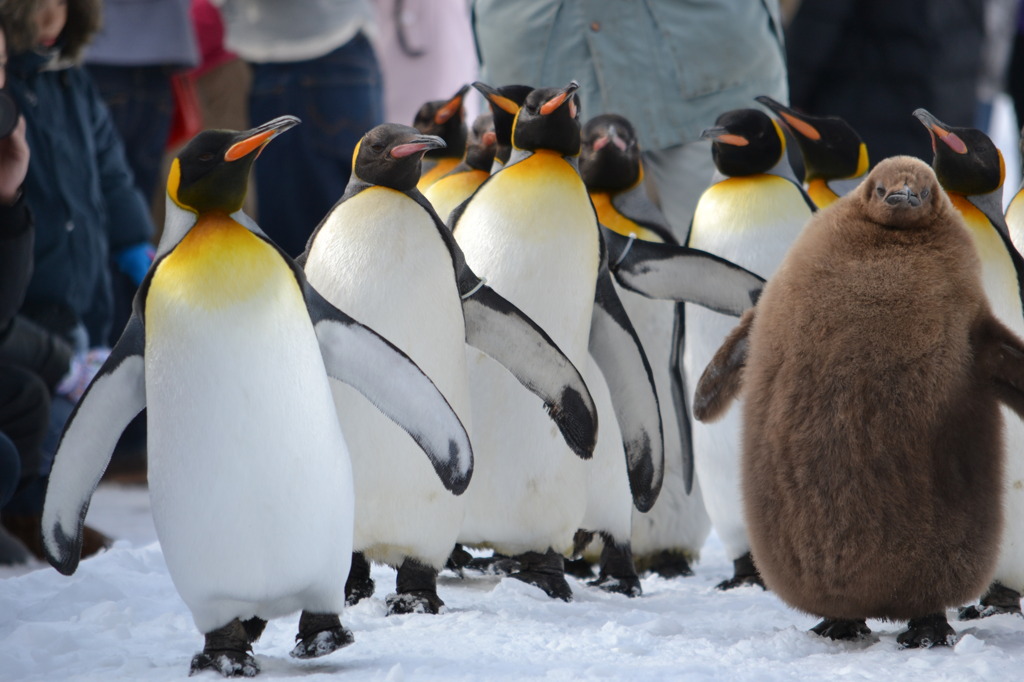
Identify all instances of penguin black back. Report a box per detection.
[702,109,785,178]
[352,123,446,191]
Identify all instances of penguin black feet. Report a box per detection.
[896,613,956,649]
[588,536,642,597]
[289,611,354,659]
[564,556,596,579]
[639,550,694,579]
[810,618,871,641]
[465,552,521,576]
[715,552,766,591]
[386,558,445,615]
[344,552,375,606]
[510,548,573,602]
[189,619,259,677]
[241,617,267,644]
[958,582,1023,620]
[445,543,474,575]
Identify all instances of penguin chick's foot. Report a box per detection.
[958,582,1023,620]
[510,549,573,602]
[588,536,642,597]
[809,618,871,641]
[387,559,445,615]
[715,552,766,591]
[640,550,695,579]
[289,611,353,659]
[189,619,259,677]
[896,614,956,649]
[344,552,375,606]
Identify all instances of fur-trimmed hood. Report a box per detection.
[0,0,100,64]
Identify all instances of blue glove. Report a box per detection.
[115,242,155,286]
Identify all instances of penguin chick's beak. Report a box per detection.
[912,108,968,155]
[885,185,922,208]
[226,115,301,162]
[391,135,446,159]
[593,125,628,152]
[435,84,471,124]
[701,126,749,147]
[539,81,580,117]
[473,81,520,115]
[754,95,821,141]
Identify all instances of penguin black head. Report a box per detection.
[504,81,581,156]
[352,123,446,191]
[913,108,1004,197]
[755,95,868,183]
[702,109,785,178]
[859,156,944,232]
[473,82,533,165]
[168,115,299,214]
[580,113,642,192]
[464,113,497,172]
[412,84,470,160]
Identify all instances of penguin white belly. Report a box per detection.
[454,152,597,555]
[145,220,353,633]
[579,356,629,541]
[304,189,470,569]
[684,176,810,561]
[621,290,711,558]
[960,206,1024,591]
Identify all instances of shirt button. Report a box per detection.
[65,221,74,232]
[590,21,600,32]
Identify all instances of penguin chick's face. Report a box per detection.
[353,123,446,191]
[169,116,299,214]
[512,81,582,156]
[702,109,785,177]
[580,113,641,192]
[913,108,1004,197]
[859,156,944,231]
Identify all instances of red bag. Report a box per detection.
[166,72,203,150]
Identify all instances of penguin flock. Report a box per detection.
[34,78,1024,676]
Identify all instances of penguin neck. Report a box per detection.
[507,147,580,172]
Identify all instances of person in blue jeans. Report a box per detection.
[218,0,384,257]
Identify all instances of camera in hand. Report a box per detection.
[0,88,19,139]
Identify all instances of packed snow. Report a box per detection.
[0,482,1022,681]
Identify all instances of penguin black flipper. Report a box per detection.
[590,242,665,513]
[41,311,147,575]
[299,269,474,495]
[669,303,696,494]
[692,308,756,423]
[602,225,766,316]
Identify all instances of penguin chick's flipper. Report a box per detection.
[692,308,755,424]
[459,268,598,460]
[41,313,147,575]
[303,278,474,495]
[590,250,664,513]
[976,315,1024,419]
[602,225,765,316]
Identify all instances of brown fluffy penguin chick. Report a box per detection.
[694,156,1024,648]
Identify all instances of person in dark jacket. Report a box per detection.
[786,0,985,165]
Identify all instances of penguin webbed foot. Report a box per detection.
[715,552,766,591]
[588,536,642,597]
[639,550,695,579]
[809,618,871,641]
[957,582,1022,620]
[563,556,596,579]
[190,619,259,678]
[344,552,375,606]
[896,614,956,649]
[444,543,473,576]
[509,549,573,602]
[289,611,353,659]
[387,558,445,615]
[463,553,521,576]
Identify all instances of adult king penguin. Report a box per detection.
[423,112,497,222]
[302,123,597,614]
[695,156,1024,648]
[450,81,664,601]
[914,108,1024,620]
[684,107,815,590]
[755,95,869,209]
[413,84,471,191]
[40,117,474,677]
[475,83,533,174]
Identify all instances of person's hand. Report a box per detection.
[0,116,29,204]
[115,242,156,286]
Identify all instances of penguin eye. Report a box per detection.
[920,188,930,199]
[198,152,215,162]
[876,186,885,197]
[370,143,385,153]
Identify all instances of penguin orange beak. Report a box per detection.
[912,108,968,155]
[473,81,520,115]
[434,84,471,124]
[225,115,301,162]
[391,134,446,159]
[754,95,821,141]
[481,130,497,147]
[593,124,628,152]
[701,126,749,147]
[540,81,580,117]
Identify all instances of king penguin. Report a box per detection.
[413,84,471,191]
[423,112,497,222]
[301,123,597,614]
[39,117,474,677]
[914,108,1024,620]
[755,95,870,209]
[475,83,534,174]
[450,81,665,601]
[684,107,815,590]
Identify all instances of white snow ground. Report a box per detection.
[1,482,1023,682]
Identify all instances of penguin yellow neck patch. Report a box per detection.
[589,192,664,243]
[150,213,293,310]
[807,178,838,209]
